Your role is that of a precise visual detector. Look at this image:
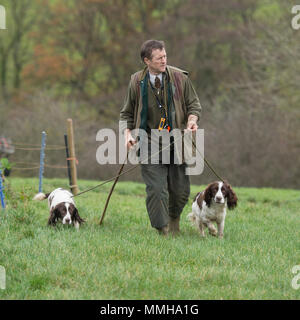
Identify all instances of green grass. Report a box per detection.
[0,177,299,299]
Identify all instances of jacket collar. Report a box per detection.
[139,65,171,83]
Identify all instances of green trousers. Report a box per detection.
[141,163,190,229]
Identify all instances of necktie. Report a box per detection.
[155,76,161,93]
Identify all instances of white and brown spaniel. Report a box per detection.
[188,181,237,238]
[33,188,84,229]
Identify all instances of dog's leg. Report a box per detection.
[217,220,225,239]
[197,218,205,237]
[187,212,196,224]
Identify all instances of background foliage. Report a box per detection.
[0,0,299,188]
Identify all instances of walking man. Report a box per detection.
[120,40,202,235]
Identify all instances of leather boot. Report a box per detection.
[169,216,180,235]
[157,225,169,236]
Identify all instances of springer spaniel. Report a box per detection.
[188,181,237,238]
[33,188,84,229]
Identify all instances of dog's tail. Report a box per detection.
[33,192,50,201]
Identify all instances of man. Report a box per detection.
[120,40,201,235]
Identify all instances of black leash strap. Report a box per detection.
[73,133,225,199]
[191,139,225,183]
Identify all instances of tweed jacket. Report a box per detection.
[120,65,201,131]
[120,65,202,163]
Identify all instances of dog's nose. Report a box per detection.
[65,218,71,224]
[216,196,222,202]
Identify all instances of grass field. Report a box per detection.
[0,177,299,300]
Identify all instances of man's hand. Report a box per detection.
[124,129,137,149]
[186,115,198,132]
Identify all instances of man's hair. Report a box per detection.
[140,40,165,64]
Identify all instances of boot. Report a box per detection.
[169,216,180,235]
[157,225,169,236]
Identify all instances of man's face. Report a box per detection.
[144,48,167,75]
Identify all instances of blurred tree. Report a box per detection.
[0,0,38,98]
[1,0,299,187]
[22,0,182,99]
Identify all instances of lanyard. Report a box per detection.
[150,77,168,119]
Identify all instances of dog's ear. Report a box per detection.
[73,207,85,224]
[48,209,57,226]
[195,192,204,210]
[224,181,238,210]
[204,184,214,207]
[193,192,200,203]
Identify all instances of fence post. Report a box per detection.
[0,164,6,209]
[64,134,72,191]
[67,119,79,195]
[39,131,47,193]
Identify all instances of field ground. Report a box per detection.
[0,177,299,299]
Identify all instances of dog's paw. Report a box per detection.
[208,227,217,237]
[187,212,196,222]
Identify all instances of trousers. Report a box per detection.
[141,162,190,229]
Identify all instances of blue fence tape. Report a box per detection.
[0,165,5,209]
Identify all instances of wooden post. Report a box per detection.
[38,131,47,193]
[64,134,72,191]
[67,119,79,195]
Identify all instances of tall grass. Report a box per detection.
[0,178,299,299]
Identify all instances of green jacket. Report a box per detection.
[120,65,202,131]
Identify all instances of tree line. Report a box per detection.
[0,0,299,188]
